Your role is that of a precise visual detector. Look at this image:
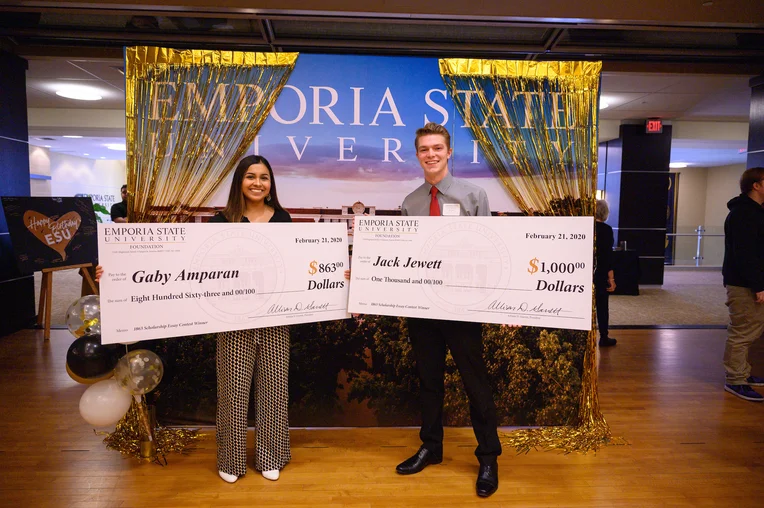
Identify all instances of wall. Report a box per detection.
[672,167,708,233]
[29,146,51,196]
[670,163,745,267]
[671,167,707,264]
[702,163,746,266]
[705,163,746,228]
[28,146,126,222]
[0,51,34,337]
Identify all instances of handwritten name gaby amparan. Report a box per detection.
[132,269,239,285]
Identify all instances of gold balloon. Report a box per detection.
[65,295,101,338]
[114,350,164,396]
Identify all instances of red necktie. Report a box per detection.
[429,186,440,216]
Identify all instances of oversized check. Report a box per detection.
[348,216,593,330]
[98,222,350,344]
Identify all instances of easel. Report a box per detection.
[37,263,98,341]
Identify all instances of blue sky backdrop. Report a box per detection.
[205,53,519,212]
[255,54,494,181]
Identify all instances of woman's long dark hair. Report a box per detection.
[221,155,285,222]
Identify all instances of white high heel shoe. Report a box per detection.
[261,469,280,481]
[219,470,238,483]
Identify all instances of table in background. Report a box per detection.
[611,249,640,295]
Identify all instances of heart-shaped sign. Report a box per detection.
[23,210,82,261]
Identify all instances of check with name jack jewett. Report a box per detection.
[347,216,594,330]
[98,222,350,344]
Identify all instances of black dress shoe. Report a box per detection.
[395,446,442,475]
[476,461,499,497]
[599,337,617,347]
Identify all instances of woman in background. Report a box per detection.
[595,199,617,347]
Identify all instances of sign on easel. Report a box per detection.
[1,197,98,273]
[1,197,100,340]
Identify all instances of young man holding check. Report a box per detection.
[396,122,501,498]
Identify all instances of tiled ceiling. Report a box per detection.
[1,5,763,64]
[25,59,126,109]
[598,73,752,122]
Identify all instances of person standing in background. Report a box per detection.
[110,184,128,223]
[722,166,764,402]
[595,199,617,347]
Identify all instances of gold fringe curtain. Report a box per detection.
[440,58,622,453]
[125,47,298,223]
[439,59,600,216]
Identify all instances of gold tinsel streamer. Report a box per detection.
[125,47,298,223]
[102,398,204,463]
[438,59,601,216]
[440,58,625,453]
[500,316,628,454]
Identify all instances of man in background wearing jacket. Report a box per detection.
[723,166,764,402]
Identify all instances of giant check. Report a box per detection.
[348,216,593,330]
[98,222,350,344]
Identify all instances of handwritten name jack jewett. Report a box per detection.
[372,255,443,269]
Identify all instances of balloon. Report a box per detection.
[65,295,101,338]
[79,379,133,427]
[65,334,122,384]
[114,350,164,396]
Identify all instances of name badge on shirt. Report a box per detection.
[442,203,461,216]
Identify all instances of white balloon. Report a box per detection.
[79,379,132,427]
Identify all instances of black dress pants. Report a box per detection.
[595,282,610,340]
[408,318,502,466]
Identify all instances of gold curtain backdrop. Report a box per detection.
[440,58,620,453]
[125,47,298,223]
[439,59,601,217]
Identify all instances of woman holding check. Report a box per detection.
[97,155,293,483]
[207,154,292,483]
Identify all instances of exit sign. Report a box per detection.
[646,118,663,133]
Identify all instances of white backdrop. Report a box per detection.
[29,146,126,223]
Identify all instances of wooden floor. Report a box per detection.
[1,328,763,507]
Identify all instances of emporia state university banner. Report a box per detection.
[205,54,521,214]
[142,53,586,429]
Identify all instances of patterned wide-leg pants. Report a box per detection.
[216,326,291,477]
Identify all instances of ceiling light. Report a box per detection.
[43,145,51,148]
[55,86,103,101]
[105,143,126,151]
[669,162,689,169]
[100,157,106,159]
[600,102,609,109]
[63,135,83,138]
[83,153,89,156]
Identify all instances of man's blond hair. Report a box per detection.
[415,122,451,150]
